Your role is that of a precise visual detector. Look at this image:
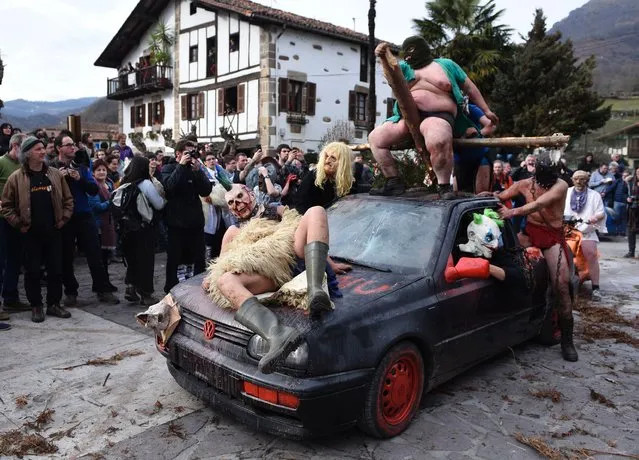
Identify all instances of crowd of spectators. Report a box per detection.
[0,130,376,331]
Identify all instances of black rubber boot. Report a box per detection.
[369,177,405,196]
[304,241,332,317]
[558,316,578,362]
[437,183,455,200]
[234,297,302,374]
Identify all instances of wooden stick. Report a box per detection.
[350,135,570,152]
[376,43,437,184]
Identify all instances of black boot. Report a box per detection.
[125,285,140,302]
[369,177,405,196]
[437,183,455,200]
[304,241,332,317]
[558,316,578,362]
[47,304,71,318]
[234,297,302,374]
[625,232,636,258]
[32,306,45,323]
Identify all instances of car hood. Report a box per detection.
[170,268,421,330]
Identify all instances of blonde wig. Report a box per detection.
[315,142,353,197]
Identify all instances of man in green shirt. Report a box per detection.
[369,36,498,198]
[0,132,30,315]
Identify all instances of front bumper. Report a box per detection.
[164,334,374,439]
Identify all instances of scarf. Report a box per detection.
[570,188,588,213]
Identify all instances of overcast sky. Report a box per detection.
[0,0,588,102]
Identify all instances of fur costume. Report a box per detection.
[205,208,303,309]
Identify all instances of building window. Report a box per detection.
[148,101,165,125]
[349,90,369,126]
[130,104,146,128]
[360,46,368,83]
[217,84,245,116]
[190,2,197,15]
[229,32,239,52]
[181,93,205,120]
[189,45,198,63]
[206,36,217,77]
[278,78,316,115]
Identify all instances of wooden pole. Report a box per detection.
[350,135,571,151]
[376,43,437,184]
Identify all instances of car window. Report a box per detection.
[451,207,512,263]
[327,199,444,274]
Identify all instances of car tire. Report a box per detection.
[359,341,425,438]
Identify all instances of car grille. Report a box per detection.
[172,337,241,398]
[180,309,252,347]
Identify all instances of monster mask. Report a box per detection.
[225,184,257,221]
[458,209,504,259]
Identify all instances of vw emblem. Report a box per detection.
[203,320,216,340]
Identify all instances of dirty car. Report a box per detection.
[151,193,553,439]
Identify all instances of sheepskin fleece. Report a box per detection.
[205,208,302,309]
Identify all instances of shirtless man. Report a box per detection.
[369,36,498,198]
[489,154,577,362]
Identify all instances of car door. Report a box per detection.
[433,202,533,372]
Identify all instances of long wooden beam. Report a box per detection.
[350,135,571,152]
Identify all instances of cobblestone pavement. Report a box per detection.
[1,241,637,459]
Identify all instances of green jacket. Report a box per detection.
[0,154,21,220]
[387,59,479,138]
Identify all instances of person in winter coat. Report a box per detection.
[160,140,212,293]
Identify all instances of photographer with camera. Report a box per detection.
[51,134,120,306]
[161,140,213,293]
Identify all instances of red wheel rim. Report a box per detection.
[380,353,421,426]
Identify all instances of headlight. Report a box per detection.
[247,335,308,370]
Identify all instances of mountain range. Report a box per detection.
[1,97,118,132]
[550,0,639,94]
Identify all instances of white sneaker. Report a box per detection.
[591,289,602,302]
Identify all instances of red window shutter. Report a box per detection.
[148,103,153,125]
[237,84,245,113]
[181,95,187,120]
[217,88,225,116]
[130,106,135,128]
[279,78,288,113]
[348,91,356,121]
[306,82,316,116]
[159,101,165,124]
[197,92,205,118]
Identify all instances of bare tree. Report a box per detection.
[367,0,377,133]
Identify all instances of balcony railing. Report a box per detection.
[107,65,173,101]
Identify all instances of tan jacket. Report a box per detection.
[1,166,74,231]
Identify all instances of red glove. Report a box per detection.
[445,257,490,283]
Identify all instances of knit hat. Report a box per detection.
[21,136,44,154]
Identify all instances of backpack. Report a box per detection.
[110,181,150,234]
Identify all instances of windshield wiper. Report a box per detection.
[331,256,392,273]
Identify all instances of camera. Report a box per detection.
[70,160,80,170]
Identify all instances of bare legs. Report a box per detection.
[419,117,453,186]
[368,121,409,178]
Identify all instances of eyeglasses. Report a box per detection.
[61,143,76,148]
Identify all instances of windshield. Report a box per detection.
[328,198,444,274]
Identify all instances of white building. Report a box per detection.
[95,0,396,154]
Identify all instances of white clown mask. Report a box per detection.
[458,210,504,259]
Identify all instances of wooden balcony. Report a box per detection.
[107,65,173,101]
